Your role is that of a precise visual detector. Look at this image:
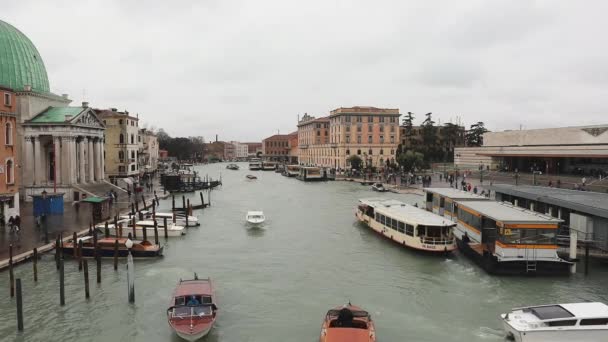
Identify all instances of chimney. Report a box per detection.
[215,134,218,142]
[82,101,89,107]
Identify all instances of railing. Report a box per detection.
[420,237,455,246]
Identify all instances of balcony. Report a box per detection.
[330,143,337,148]
[300,144,309,149]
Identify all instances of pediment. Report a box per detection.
[582,127,608,137]
[72,109,105,129]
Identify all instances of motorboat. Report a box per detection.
[112,219,186,237]
[370,183,387,192]
[226,163,239,170]
[61,236,163,258]
[320,303,376,342]
[167,274,217,341]
[246,175,257,180]
[249,158,262,170]
[283,165,300,177]
[262,161,276,171]
[122,211,200,227]
[501,302,608,342]
[246,211,265,226]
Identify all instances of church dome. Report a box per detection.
[0,20,50,93]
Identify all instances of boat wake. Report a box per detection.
[475,326,507,340]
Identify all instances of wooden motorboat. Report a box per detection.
[246,175,257,180]
[123,211,200,227]
[501,302,608,342]
[320,303,376,342]
[246,211,265,226]
[167,275,217,341]
[226,163,239,170]
[107,219,185,237]
[370,183,387,192]
[61,236,163,258]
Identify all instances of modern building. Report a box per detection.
[0,86,19,222]
[299,107,401,169]
[138,128,159,176]
[454,125,608,175]
[262,134,292,161]
[96,109,139,186]
[1,20,107,202]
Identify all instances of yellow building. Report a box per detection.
[96,109,140,185]
[298,107,400,169]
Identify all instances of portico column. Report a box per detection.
[33,136,43,185]
[53,137,62,185]
[88,137,95,182]
[93,139,100,181]
[23,136,34,186]
[61,136,73,185]
[100,138,105,180]
[79,138,86,183]
[70,137,78,184]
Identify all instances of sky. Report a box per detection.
[3,0,608,141]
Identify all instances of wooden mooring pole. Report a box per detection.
[153,220,159,245]
[132,217,137,239]
[9,244,14,297]
[55,235,60,270]
[16,278,23,332]
[59,259,65,306]
[83,259,90,299]
[200,191,205,207]
[163,217,168,239]
[33,248,38,282]
[141,194,146,210]
[142,219,148,242]
[182,195,186,210]
[172,195,175,212]
[104,221,109,238]
[96,244,102,284]
[113,239,119,270]
[78,239,83,271]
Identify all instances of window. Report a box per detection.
[357,125,362,132]
[390,149,394,155]
[398,221,405,233]
[357,149,361,155]
[406,224,414,236]
[580,318,608,325]
[368,116,373,123]
[119,134,125,144]
[131,150,135,159]
[380,136,384,143]
[118,151,125,161]
[345,116,351,122]
[5,122,12,146]
[356,116,362,123]
[131,134,134,144]
[380,149,384,155]
[368,149,372,155]
[346,125,350,132]
[368,135,372,143]
[379,117,385,123]
[345,135,350,143]
[346,149,350,155]
[357,136,362,143]
[390,136,395,143]
[119,165,125,172]
[546,320,577,327]
[131,165,136,171]
[119,119,123,125]
[138,135,141,142]
[5,159,13,184]
[3,93,10,106]
[317,131,320,136]
[368,124,373,133]
[379,125,384,132]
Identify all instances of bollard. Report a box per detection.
[163,217,168,239]
[78,239,83,271]
[172,195,175,212]
[142,219,148,242]
[154,220,159,245]
[33,248,38,282]
[59,259,65,306]
[104,221,109,238]
[182,195,186,210]
[114,240,119,271]
[16,278,23,332]
[9,244,14,297]
[132,217,137,239]
[96,245,101,284]
[83,259,90,299]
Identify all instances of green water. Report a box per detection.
[2,162,608,342]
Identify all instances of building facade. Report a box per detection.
[262,134,292,161]
[96,109,139,185]
[287,132,298,164]
[0,86,19,222]
[298,107,401,169]
[244,142,262,158]
[454,125,608,175]
[231,141,248,160]
[205,141,226,161]
[138,128,159,175]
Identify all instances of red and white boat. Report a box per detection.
[320,303,376,342]
[167,275,217,341]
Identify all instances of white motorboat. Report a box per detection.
[121,211,199,227]
[501,302,608,342]
[100,220,186,237]
[371,183,387,192]
[245,211,265,226]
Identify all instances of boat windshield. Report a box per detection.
[172,305,213,318]
[327,309,369,318]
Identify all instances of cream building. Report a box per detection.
[231,141,248,160]
[138,128,159,174]
[96,109,139,185]
[298,107,401,169]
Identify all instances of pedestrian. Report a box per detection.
[557,179,561,188]
[467,183,472,192]
[439,174,443,182]
[473,186,478,194]
[14,215,21,232]
[7,216,14,232]
[548,180,553,187]
[582,177,587,186]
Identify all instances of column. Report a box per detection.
[23,136,34,186]
[93,139,100,181]
[88,138,95,182]
[79,138,86,183]
[71,137,78,184]
[33,136,43,185]
[61,136,73,185]
[99,138,105,180]
[53,137,62,185]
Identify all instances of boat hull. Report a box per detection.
[106,226,185,237]
[61,246,163,258]
[173,324,213,341]
[356,212,456,253]
[502,320,608,342]
[456,238,571,276]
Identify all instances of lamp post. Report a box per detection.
[125,237,135,303]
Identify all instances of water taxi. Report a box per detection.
[356,198,457,253]
[501,302,608,342]
[122,211,200,227]
[249,158,262,171]
[226,163,239,170]
[297,167,326,182]
[283,165,300,177]
[246,211,265,226]
[424,187,488,221]
[453,200,571,275]
[167,275,217,341]
[320,303,375,342]
[262,161,276,171]
[371,183,387,192]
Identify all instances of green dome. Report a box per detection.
[0,20,50,93]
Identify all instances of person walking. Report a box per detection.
[473,186,478,194]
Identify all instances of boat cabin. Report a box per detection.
[424,188,488,220]
[325,308,371,329]
[298,167,325,181]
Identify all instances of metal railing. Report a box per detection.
[420,237,455,246]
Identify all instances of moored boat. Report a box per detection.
[283,165,300,177]
[111,219,186,236]
[297,167,326,181]
[370,183,387,192]
[249,158,262,170]
[61,236,163,258]
[167,275,217,341]
[262,161,276,171]
[320,303,375,342]
[356,198,457,253]
[501,302,608,342]
[123,211,200,227]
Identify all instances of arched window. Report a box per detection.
[119,119,123,125]
[6,159,13,184]
[380,149,384,155]
[131,134,134,144]
[131,150,135,159]
[5,122,12,146]
[357,149,361,155]
[369,149,373,155]
[118,151,124,161]
[119,134,124,144]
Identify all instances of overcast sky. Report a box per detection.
[4,0,608,141]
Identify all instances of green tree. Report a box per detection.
[397,150,424,172]
[347,155,363,170]
[466,122,489,147]
[402,112,415,137]
[421,112,436,147]
[441,122,462,162]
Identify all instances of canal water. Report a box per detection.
[2,162,608,342]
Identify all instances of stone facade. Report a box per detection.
[96,109,139,184]
[0,86,19,222]
[262,134,292,161]
[138,128,159,174]
[298,115,329,166]
[231,141,248,159]
[244,142,262,157]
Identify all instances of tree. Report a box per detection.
[421,112,436,147]
[157,128,171,148]
[441,122,462,161]
[397,150,424,172]
[466,122,489,147]
[347,155,363,170]
[402,112,415,137]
